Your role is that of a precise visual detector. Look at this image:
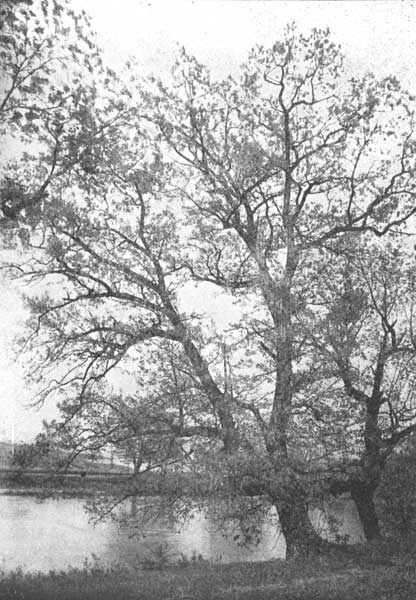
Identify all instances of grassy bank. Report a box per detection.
[0,543,414,600]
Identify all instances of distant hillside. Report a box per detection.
[0,441,129,473]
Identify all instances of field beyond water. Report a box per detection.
[0,542,415,600]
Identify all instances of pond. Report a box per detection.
[0,493,364,572]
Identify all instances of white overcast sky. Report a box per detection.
[2,0,416,442]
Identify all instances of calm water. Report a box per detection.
[0,493,364,572]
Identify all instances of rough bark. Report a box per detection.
[351,482,382,541]
[276,497,326,558]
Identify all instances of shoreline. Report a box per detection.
[0,550,414,600]
[0,486,124,498]
[0,480,158,498]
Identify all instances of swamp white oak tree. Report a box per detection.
[4,23,416,557]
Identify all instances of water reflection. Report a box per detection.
[0,493,364,573]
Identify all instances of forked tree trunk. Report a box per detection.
[351,482,381,541]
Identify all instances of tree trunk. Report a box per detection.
[276,497,325,558]
[351,482,381,541]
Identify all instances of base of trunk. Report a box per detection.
[277,500,328,559]
[351,483,382,542]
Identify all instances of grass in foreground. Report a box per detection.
[0,543,415,600]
